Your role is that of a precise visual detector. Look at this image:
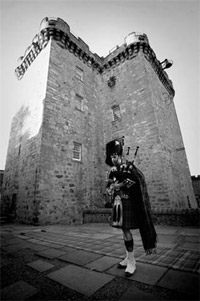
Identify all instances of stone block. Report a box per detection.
[26,243,50,252]
[27,259,54,272]
[1,280,38,300]
[37,248,67,259]
[47,264,114,296]
[157,269,200,298]
[107,262,167,285]
[5,238,24,245]
[119,284,159,300]
[85,255,119,272]
[91,233,114,240]
[59,249,102,265]
[2,242,30,253]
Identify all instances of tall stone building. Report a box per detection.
[2,17,196,225]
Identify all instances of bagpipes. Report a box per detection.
[107,141,139,227]
[108,143,139,188]
[124,144,139,165]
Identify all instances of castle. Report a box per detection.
[2,17,196,225]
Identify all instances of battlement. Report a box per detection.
[15,17,175,96]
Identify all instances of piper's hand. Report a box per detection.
[106,183,115,195]
[106,187,113,196]
[112,182,124,190]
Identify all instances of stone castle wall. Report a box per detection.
[101,51,196,209]
[2,17,197,224]
[2,42,51,223]
[141,56,196,208]
[36,40,105,224]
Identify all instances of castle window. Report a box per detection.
[75,66,83,81]
[18,144,21,156]
[108,76,116,87]
[73,142,82,161]
[75,94,84,111]
[112,105,121,121]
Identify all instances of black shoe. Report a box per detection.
[117,263,126,269]
[125,271,133,277]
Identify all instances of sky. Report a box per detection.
[0,0,199,175]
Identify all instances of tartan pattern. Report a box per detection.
[120,198,139,229]
[22,230,200,274]
[65,242,200,274]
[131,247,200,274]
[3,228,199,275]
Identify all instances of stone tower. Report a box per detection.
[2,17,196,225]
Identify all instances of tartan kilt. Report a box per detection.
[111,194,139,230]
[121,197,139,229]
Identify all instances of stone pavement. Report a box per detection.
[0,222,199,300]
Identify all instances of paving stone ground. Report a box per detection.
[48,265,114,297]
[58,249,102,265]
[85,255,119,272]
[119,284,160,300]
[0,223,199,300]
[157,269,200,296]
[1,280,39,300]
[27,259,54,272]
[107,262,168,285]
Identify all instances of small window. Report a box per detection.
[112,105,121,121]
[18,144,21,156]
[75,66,83,81]
[73,142,82,161]
[108,76,116,87]
[75,94,84,111]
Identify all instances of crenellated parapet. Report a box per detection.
[15,17,103,79]
[15,17,175,96]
